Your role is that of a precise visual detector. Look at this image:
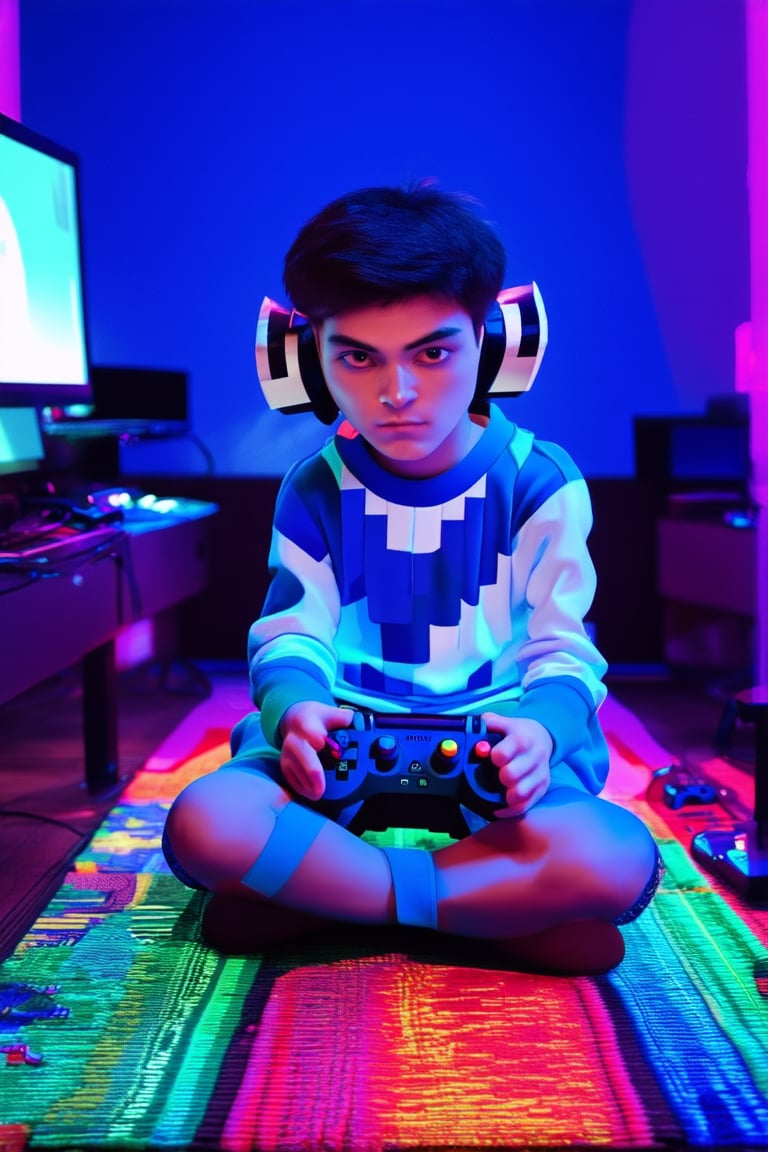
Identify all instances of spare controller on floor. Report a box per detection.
[309,712,506,838]
[647,765,718,811]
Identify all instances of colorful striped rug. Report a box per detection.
[1,687,767,1151]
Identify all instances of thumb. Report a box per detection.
[327,706,355,730]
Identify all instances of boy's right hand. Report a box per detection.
[278,701,355,802]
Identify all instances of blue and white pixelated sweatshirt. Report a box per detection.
[249,404,609,793]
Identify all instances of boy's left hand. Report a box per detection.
[480,711,554,818]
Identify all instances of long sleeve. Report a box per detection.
[248,459,341,746]
[502,446,607,765]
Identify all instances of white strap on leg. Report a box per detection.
[382,847,438,930]
[242,802,326,898]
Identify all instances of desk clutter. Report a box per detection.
[0,495,218,790]
[0,487,215,566]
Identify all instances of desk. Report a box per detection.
[0,505,217,791]
[658,517,755,615]
[657,516,755,670]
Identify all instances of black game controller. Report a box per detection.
[310,712,506,838]
[663,781,718,810]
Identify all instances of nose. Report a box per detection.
[379,365,417,409]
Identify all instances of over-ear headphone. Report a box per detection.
[255,282,547,425]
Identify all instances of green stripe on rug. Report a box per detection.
[646,840,768,1095]
[0,877,265,1147]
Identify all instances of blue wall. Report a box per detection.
[20,0,749,478]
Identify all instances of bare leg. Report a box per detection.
[165,770,657,970]
[431,787,658,937]
[165,769,396,921]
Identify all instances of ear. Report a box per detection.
[254,297,339,425]
[475,282,548,401]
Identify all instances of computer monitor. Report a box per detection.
[0,407,45,474]
[0,406,46,514]
[0,112,92,410]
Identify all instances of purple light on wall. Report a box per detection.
[743,0,768,684]
[624,0,749,408]
[0,0,20,120]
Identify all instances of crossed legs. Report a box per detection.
[163,765,659,972]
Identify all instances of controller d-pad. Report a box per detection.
[334,758,357,782]
[324,735,359,782]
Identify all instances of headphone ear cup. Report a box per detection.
[475,282,548,401]
[296,325,339,425]
[255,296,339,425]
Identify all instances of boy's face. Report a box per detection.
[316,295,483,478]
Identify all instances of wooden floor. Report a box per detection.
[0,660,758,963]
[0,660,217,961]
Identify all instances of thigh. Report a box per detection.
[526,786,663,923]
[506,784,654,863]
[466,786,657,899]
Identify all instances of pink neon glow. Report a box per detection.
[746,0,768,683]
[0,0,20,120]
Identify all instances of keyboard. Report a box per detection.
[0,507,124,564]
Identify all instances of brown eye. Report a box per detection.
[419,347,449,364]
[340,350,372,367]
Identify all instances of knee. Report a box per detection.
[586,807,659,921]
[163,776,221,890]
[535,797,659,922]
[609,811,662,923]
[164,770,283,892]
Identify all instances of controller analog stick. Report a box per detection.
[373,734,398,768]
[431,737,459,775]
[473,739,492,759]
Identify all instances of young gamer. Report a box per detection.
[162,183,662,974]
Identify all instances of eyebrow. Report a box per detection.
[326,326,464,354]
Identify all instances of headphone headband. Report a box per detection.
[255,282,547,424]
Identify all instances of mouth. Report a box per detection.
[377,418,426,428]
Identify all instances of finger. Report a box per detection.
[494,795,534,819]
[495,776,548,818]
[305,708,354,752]
[282,744,326,801]
[490,731,536,768]
[330,707,355,729]
[302,769,326,802]
[498,755,538,788]
[493,805,523,820]
[480,710,508,735]
[286,764,325,802]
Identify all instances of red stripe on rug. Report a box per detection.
[219,955,655,1151]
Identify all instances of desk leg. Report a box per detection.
[83,639,119,792]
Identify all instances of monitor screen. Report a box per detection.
[0,113,92,408]
[0,406,45,478]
